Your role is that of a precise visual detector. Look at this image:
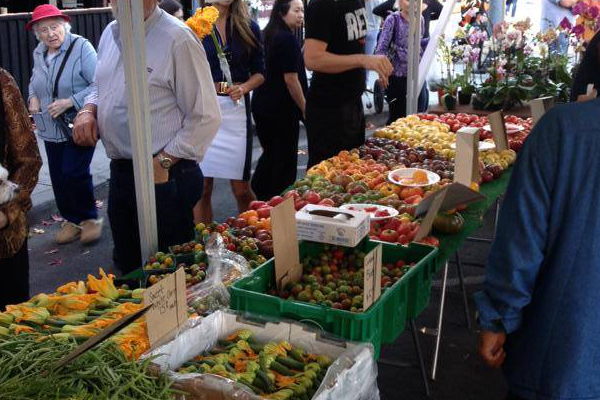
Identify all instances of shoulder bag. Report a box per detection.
[52,37,80,140]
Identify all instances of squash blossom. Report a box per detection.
[0,326,9,336]
[87,268,119,300]
[16,306,50,325]
[131,288,145,300]
[264,389,294,400]
[54,312,88,324]
[62,324,100,338]
[9,324,36,335]
[0,312,14,326]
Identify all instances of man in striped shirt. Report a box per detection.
[72,0,221,274]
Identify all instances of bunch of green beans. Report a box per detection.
[0,334,181,400]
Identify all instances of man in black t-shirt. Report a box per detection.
[304,0,393,168]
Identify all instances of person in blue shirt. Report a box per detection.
[196,0,265,223]
[475,99,600,400]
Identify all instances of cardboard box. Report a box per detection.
[146,311,380,400]
[295,205,370,248]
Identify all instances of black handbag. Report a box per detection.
[52,37,79,140]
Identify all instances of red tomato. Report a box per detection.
[380,229,399,243]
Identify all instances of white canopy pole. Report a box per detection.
[418,0,458,92]
[406,0,422,116]
[118,0,159,262]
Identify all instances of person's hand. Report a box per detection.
[227,85,246,102]
[152,157,169,184]
[48,98,73,119]
[559,0,578,8]
[362,55,393,88]
[72,110,99,147]
[478,330,507,369]
[28,97,41,113]
[0,211,7,230]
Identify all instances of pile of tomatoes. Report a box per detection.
[417,113,532,152]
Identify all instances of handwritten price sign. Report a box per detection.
[143,268,187,347]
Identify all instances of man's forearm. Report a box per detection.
[305,48,365,74]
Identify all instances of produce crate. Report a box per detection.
[230,240,436,357]
[377,242,438,334]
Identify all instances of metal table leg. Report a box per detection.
[431,261,449,381]
[455,251,472,330]
[409,319,431,397]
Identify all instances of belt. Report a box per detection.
[110,158,196,172]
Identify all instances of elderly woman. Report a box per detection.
[0,68,42,309]
[27,5,102,245]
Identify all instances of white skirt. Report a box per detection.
[200,95,252,180]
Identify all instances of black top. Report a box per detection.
[570,31,600,102]
[202,18,266,83]
[372,0,442,37]
[252,28,308,116]
[305,0,367,105]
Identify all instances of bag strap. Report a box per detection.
[388,14,398,51]
[52,37,80,100]
[0,78,6,165]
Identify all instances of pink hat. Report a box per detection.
[26,5,70,31]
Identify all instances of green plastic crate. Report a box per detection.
[230,240,437,358]
[378,242,438,339]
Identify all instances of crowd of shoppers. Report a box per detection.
[7,4,600,398]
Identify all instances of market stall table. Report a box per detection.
[426,167,512,380]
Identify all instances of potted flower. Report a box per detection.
[437,36,459,110]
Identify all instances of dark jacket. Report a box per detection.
[570,30,600,102]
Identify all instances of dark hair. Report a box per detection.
[159,0,183,16]
[263,0,296,48]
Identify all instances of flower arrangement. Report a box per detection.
[558,1,600,59]
[436,35,459,109]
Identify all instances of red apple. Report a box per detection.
[257,206,273,219]
[284,190,300,201]
[302,190,321,204]
[318,198,335,207]
[268,196,285,207]
[295,200,308,211]
[249,200,267,211]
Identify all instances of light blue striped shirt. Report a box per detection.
[85,7,221,162]
[28,33,97,142]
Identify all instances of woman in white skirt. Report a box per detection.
[196,0,265,222]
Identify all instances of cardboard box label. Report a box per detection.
[363,243,382,311]
[530,96,555,127]
[488,111,509,151]
[415,182,486,241]
[144,267,187,347]
[271,198,302,291]
[454,127,480,187]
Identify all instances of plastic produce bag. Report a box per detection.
[146,310,380,400]
[186,234,251,316]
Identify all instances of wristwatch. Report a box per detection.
[156,153,173,169]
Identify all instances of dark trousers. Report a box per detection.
[251,109,300,200]
[0,239,29,309]
[386,76,429,125]
[44,140,97,224]
[108,160,203,275]
[506,393,527,400]
[306,97,365,169]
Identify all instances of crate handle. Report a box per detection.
[298,319,324,331]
